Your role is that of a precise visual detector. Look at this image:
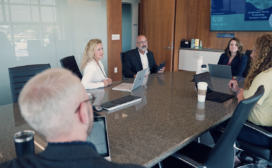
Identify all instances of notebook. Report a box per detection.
[112,68,148,92]
[208,64,232,79]
[86,116,111,161]
[193,72,234,103]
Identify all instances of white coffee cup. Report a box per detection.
[197,82,208,102]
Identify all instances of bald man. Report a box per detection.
[0,68,143,168]
[122,35,165,78]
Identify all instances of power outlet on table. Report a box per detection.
[114,67,117,73]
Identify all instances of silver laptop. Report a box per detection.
[112,68,148,92]
[208,64,232,79]
[86,116,111,161]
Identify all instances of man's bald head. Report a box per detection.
[136,35,148,53]
[19,68,87,140]
[136,35,147,42]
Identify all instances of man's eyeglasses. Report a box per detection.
[75,99,91,113]
[136,41,148,44]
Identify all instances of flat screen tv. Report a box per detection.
[211,0,272,31]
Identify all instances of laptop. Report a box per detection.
[112,68,148,92]
[86,116,111,161]
[208,64,232,79]
[193,72,234,103]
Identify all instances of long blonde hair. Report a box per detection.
[244,34,272,89]
[80,39,102,71]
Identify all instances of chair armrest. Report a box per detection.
[244,121,272,138]
[172,152,204,168]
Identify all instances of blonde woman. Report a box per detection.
[81,39,112,89]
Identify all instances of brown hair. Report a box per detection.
[80,39,102,71]
[224,37,243,57]
[244,34,272,89]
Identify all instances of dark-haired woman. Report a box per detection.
[218,37,248,76]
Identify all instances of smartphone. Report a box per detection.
[156,61,165,72]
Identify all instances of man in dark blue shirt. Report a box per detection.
[0,68,143,168]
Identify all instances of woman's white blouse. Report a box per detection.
[81,60,107,89]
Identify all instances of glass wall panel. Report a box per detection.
[0,0,108,105]
[10,0,30,4]
[0,5,3,22]
[0,26,16,105]
[5,5,10,22]
[41,6,56,22]
[31,0,38,4]
[13,25,41,57]
[0,25,13,44]
[10,5,32,22]
[40,0,55,5]
[31,6,39,22]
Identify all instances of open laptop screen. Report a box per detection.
[86,116,110,158]
[208,64,232,79]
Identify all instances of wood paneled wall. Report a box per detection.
[107,0,122,81]
[172,0,271,71]
[139,0,145,35]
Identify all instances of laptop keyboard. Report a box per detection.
[100,95,142,111]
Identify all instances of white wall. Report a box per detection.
[122,0,140,49]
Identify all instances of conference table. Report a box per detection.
[0,71,243,167]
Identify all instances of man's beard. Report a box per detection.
[139,45,148,52]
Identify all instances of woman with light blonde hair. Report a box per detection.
[81,39,112,89]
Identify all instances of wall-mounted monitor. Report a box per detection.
[211,0,272,31]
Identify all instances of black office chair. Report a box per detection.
[120,52,126,79]
[60,56,82,80]
[242,50,252,77]
[8,64,51,103]
[164,85,264,168]
[236,122,272,167]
